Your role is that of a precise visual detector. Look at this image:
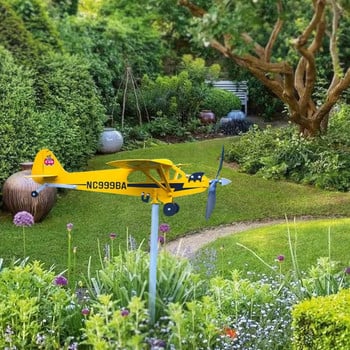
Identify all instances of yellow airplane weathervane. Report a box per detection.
[29,147,231,323]
[30,148,230,217]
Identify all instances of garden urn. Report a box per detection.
[199,110,216,124]
[227,110,246,120]
[3,162,57,222]
[98,127,124,154]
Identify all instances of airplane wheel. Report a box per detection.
[31,191,39,198]
[163,203,179,216]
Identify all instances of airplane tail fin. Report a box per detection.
[31,149,67,178]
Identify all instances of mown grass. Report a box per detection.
[1,137,350,280]
[197,218,350,279]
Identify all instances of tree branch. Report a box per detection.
[328,0,342,92]
[264,0,283,62]
[293,1,326,114]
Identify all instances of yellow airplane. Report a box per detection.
[30,148,230,218]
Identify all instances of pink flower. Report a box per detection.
[121,309,129,317]
[277,255,285,262]
[81,308,90,316]
[13,211,34,227]
[54,275,68,286]
[66,223,74,231]
[159,223,170,233]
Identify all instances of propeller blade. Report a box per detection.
[215,145,225,179]
[205,180,218,220]
[220,178,232,186]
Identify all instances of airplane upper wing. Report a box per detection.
[107,159,174,170]
[28,174,58,178]
[107,159,178,193]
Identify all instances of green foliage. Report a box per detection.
[83,295,149,349]
[0,259,83,348]
[227,109,350,191]
[86,245,203,322]
[292,289,350,349]
[0,46,40,187]
[218,119,253,136]
[201,87,241,118]
[140,55,222,125]
[0,1,39,63]
[35,52,106,170]
[7,0,62,52]
[58,13,165,123]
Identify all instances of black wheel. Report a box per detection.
[163,203,179,216]
[31,191,39,198]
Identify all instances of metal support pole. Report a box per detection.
[149,203,159,324]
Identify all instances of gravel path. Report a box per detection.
[165,219,287,257]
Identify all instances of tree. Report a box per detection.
[179,0,350,136]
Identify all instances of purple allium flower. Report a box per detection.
[81,308,90,316]
[149,338,167,349]
[109,233,117,240]
[277,255,285,262]
[158,235,165,244]
[159,223,170,233]
[121,309,129,317]
[54,275,68,286]
[66,223,74,231]
[345,267,350,274]
[13,211,34,227]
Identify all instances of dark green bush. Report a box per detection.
[58,11,166,124]
[226,108,350,191]
[0,46,40,189]
[218,119,253,136]
[139,56,222,126]
[200,87,241,119]
[0,1,39,63]
[7,0,62,52]
[34,52,106,170]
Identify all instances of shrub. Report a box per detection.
[7,0,62,52]
[201,87,241,119]
[218,119,253,136]
[83,295,149,349]
[34,52,106,170]
[0,1,39,63]
[292,289,350,349]
[0,259,84,348]
[0,46,40,190]
[226,116,350,191]
[85,246,204,322]
[139,56,222,126]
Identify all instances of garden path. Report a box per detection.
[165,217,314,257]
[165,219,286,257]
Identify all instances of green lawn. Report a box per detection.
[197,217,350,279]
[1,137,350,281]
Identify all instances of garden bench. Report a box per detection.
[210,80,249,116]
